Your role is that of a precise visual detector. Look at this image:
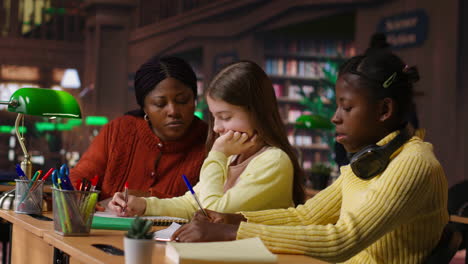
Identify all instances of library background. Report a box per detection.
[0,0,467,194]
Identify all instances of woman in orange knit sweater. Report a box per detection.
[172,51,448,263]
[70,56,208,200]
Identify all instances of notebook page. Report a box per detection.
[166,237,277,263]
[153,222,181,241]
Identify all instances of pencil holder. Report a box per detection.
[52,188,100,236]
[14,179,44,214]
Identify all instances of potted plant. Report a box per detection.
[310,163,332,190]
[294,60,338,164]
[124,216,154,264]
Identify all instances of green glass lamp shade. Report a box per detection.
[295,114,334,130]
[0,87,81,178]
[7,88,81,118]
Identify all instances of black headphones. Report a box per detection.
[350,129,411,180]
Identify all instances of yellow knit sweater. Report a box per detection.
[237,130,448,264]
[144,147,294,219]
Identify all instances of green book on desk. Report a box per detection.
[91,211,189,230]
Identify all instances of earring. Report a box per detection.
[144,114,149,121]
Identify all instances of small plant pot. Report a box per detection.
[124,237,154,264]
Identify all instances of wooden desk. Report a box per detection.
[450,214,468,224]
[0,210,54,263]
[0,185,15,192]
[43,229,130,264]
[0,184,53,193]
[43,228,328,264]
[0,209,328,264]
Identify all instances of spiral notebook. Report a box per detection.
[92,211,188,230]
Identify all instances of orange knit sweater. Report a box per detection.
[70,115,208,200]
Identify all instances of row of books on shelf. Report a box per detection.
[282,108,334,124]
[265,59,329,79]
[302,152,327,170]
[283,108,304,124]
[273,83,315,100]
[264,39,356,58]
[287,129,327,148]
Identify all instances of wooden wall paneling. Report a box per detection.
[96,25,127,118]
[356,0,460,186]
[455,0,468,184]
[8,0,19,37]
[83,1,135,119]
[130,0,264,42]
[0,38,84,69]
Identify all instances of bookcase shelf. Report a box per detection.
[269,75,328,82]
[296,144,330,151]
[264,51,349,62]
[264,35,355,175]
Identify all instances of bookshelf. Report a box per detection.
[264,37,355,189]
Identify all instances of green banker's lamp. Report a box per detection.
[0,88,82,178]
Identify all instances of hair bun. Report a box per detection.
[402,65,420,83]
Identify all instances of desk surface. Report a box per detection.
[0,209,328,264]
[0,209,53,237]
[0,184,53,193]
[43,228,328,264]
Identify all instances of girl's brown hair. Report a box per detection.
[205,60,305,205]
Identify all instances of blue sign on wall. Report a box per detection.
[377,9,429,49]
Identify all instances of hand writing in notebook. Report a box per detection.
[171,209,244,242]
[192,209,247,225]
[108,192,147,217]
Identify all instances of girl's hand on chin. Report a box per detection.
[212,130,258,157]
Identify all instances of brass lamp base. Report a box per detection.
[20,157,32,179]
[15,113,33,179]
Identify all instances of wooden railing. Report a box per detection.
[138,0,215,27]
[0,0,84,42]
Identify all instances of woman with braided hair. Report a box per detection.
[70,56,208,201]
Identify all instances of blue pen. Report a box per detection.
[182,174,208,217]
[58,164,74,191]
[51,170,59,189]
[15,164,27,180]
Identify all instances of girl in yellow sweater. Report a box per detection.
[172,51,449,264]
[108,61,304,219]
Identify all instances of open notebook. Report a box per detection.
[165,237,277,264]
[92,211,188,230]
[154,222,182,241]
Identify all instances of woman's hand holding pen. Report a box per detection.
[212,130,258,157]
[193,209,247,225]
[108,192,147,217]
[172,213,239,242]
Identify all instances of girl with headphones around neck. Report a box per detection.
[172,51,449,264]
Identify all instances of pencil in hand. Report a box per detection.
[123,181,129,214]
